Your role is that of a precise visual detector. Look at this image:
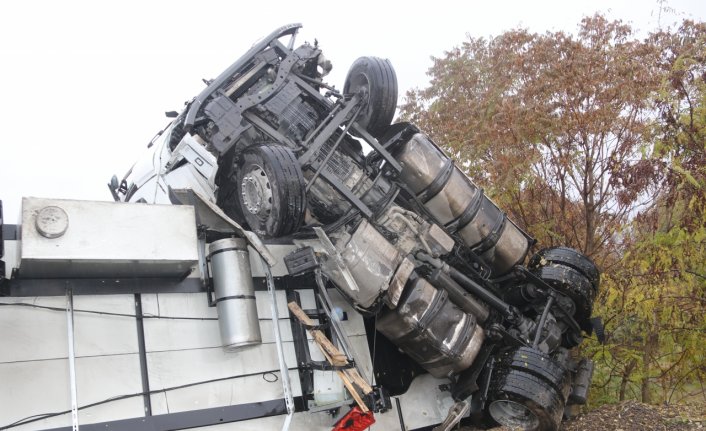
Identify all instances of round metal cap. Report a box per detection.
[35,206,69,239]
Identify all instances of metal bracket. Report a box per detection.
[312,227,360,292]
[184,23,302,131]
[66,288,79,431]
[432,400,470,431]
[261,256,294,431]
[314,271,355,361]
[349,123,402,173]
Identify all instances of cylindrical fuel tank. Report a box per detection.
[394,133,530,275]
[376,277,485,378]
[208,238,262,351]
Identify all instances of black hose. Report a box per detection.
[447,266,516,319]
[428,269,490,323]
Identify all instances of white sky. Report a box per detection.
[0,0,704,222]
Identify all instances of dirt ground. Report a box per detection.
[560,401,705,431]
[461,400,705,430]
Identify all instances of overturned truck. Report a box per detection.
[110,24,598,430]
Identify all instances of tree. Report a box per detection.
[651,20,706,222]
[618,19,706,404]
[401,15,659,265]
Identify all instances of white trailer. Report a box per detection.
[0,197,458,431]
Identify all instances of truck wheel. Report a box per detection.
[236,145,306,237]
[497,347,571,399]
[487,350,567,431]
[528,247,600,292]
[344,56,398,137]
[533,265,594,323]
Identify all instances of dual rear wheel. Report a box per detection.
[486,249,599,430]
[529,246,599,332]
[488,347,570,431]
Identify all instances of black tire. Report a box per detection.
[528,247,600,292]
[496,347,571,399]
[533,265,595,322]
[236,144,306,237]
[487,368,565,431]
[343,56,398,137]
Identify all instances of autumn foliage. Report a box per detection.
[401,15,706,406]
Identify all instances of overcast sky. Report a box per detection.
[0,0,704,222]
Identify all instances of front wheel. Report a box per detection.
[235,144,306,237]
[343,56,398,137]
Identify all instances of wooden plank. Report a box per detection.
[319,343,369,412]
[321,345,370,412]
[287,302,347,365]
[337,370,369,413]
[287,301,373,412]
[286,301,317,326]
[344,368,373,394]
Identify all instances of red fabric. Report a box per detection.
[332,406,376,431]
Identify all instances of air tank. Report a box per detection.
[208,238,262,350]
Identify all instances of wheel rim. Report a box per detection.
[240,164,273,219]
[489,399,540,430]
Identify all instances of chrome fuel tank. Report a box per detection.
[394,133,530,275]
[376,277,485,378]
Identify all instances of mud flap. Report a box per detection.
[568,359,594,405]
